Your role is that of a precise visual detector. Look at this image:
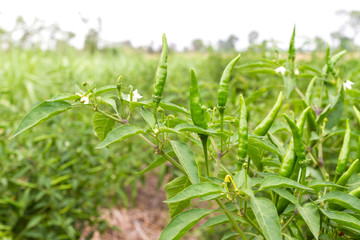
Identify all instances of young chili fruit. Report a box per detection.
[334,119,351,182]
[336,159,359,188]
[254,91,283,136]
[283,114,306,163]
[152,34,168,116]
[217,54,241,114]
[278,139,296,178]
[190,68,207,130]
[238,94,248,164]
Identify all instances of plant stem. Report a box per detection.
[200,135,210,177]
[281,213,296,231]
[160,151,186,174]
[216,199,248,240]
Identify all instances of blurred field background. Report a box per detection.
[1,7,360,240]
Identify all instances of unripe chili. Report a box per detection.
[217,54,241,114]
[278,139,296,178]
[336,159,359,187]
[152,34,168,114]
[238,94,248,161]
[335,119,351,180]
[190,68,207,129]
[254,91,283,136]
[283,114,306,163]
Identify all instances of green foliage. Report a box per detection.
[6,29,360,239]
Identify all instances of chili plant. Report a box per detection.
[11,31,360,239]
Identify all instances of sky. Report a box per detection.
[0,0,359,50]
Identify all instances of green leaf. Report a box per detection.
[159,208,213,240]
[174,123,223,138]
[47,93,80,101]
[221,232,239,240]
[141,100,190,114]
[92,112,115,141]
[247,68,278,75]
[297,203,320,239]
[94,85,117,96]
[165,175,191,218]
[101,97,119,114]
[96,125,144,148]
[26,215,43,229]
[271,188,297,205]
[250,197,282,240]
[247,144,263,170]
[200,214,243,229]
[170,140,200,184]
[284,75,296,98]
[249,134,283,157]
[11,101,72,138]
[137,151,175,175]
[307,180,346,190]
[165,183,224,203]
[140,107,155,129]
[320,208,360,230]
[260,175,312,191]
[316,191,360,214]
[326,87,344,129]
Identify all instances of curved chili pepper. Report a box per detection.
[278,139,296,178]
[190,68,207,129]
[283,114,306,163]
[152,34,168,115]
[217,54,241,114]
[238,94,248,164]
[254,91,283,136]
[336,159,359,187]
[335,119,351,181]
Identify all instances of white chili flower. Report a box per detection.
[80,96,90,104]
[275,66,286,75]
[121,89,143,102]
[295,69,300,75]
[343,80,354,91]
[132,89,143,101]
[76,92,90,104]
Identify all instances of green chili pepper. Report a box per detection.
[217,54,241,114]
[334,119,351,181]
[190,68,207,129]
[296,106,311,136]
[283,114,306,163]
[276,196,290,215]
[238,94,248,165]
[152,34,168,116]
[190,68,210,176]
[336,159,359,187]
[278,139,296,178]
[288,221,304,240]
[253,91,283,136]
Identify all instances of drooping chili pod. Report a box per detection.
[334,119,351,181]
[238,94,248,166]
[254,91,283,136]
[336,159,359,187]
[278,139,296,178]
[296,106,311,136]
[152,34,168,118]
[217,54,241,114]
[190,68,207,130]
[283,114,306,163]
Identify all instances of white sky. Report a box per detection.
[1,0,359,50]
